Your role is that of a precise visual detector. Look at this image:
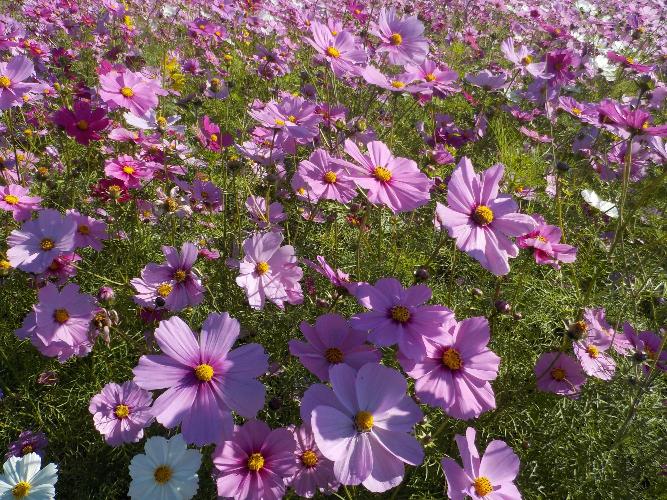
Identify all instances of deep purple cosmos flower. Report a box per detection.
[339,139,433,214]
[435,157,537,275]
[286,424,339,498]
[598,100,667,137]
[0,55,34,109]
[52,100,109,145]
[0,184,41,222]
[5,431,48,460]
[235,231,303,310]
[88,381,154,446]
[544,49,580,87]
[306,21,367,77]
[442,427,521,500]
[213,420,296,500]
[133,313,268,446]
[289,313,381,381]
[535,352,586,398]
[517,214,577,269]
[351,277,453,359]
[99,68,167,118]
[131,242,204,312]
[301,363,424,492]
[7,209,77,273]
[293,148,358,204]
[399,316,500,420]
[373,7,429,65]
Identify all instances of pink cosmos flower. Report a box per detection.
[301,363,424,493]
[246,195,287,229]
[52,100,109,145]
[598,100,667,137]
[235,231,303,310]
[131,242,205,312]
[7,209,77,273]
[361,66,420,93]
[517,214,577,269]
[399,316,500,420]
[0,55,34,109]
[372,7,428,65]
[606,51,653,73]
[434,157,537,275]
[535,352,586,398]
[98,68,167,117]
[104,154,153,189]
[286,424,339,498]
[404,59,459,96]
[351,277,454,359]
[303,255,354,292]
[197,115,225,152]
[292,149,357,204]
[133,313,268,446]
[465,70,507,90]
[306,21,367,77]
[442,427,521,500]
[339,139,433,214]
[65,210,108,252]
[573,335,616,381]
[249,95,322,150]
[500,38,547,77]
[583,308,632,355]
[88,381,154,446]
[37,252,81,285]
[213,420,296,500]
[0,184,41,221]
[289,313,381,381]
[624,323,667,374]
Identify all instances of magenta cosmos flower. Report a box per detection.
[306,21,367,77]
[435,157,537,275]
[104,154,153,189]
[88,381,154,446]
[292,148,357,204]
[351,278,453,359]
[0,55,34,109]
[301,363,424,493]
[442,427,521,500]
[517,214,577,269]
[7,209,77,273]
[213,420,296,500]
[289,313,381,382]
[535,352,586,398]
[131,242,205,312]
[372,7,428,65]
[399,316,500,420]
[286,424,339,498]
[133,313,268,446]
[339,139,433,213]
[52,100,109,145]
[236,231,303,310]
[98,68,167,117]
[0,184,41,221]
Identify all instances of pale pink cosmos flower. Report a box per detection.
[65,209,108,251]
[0,55,35,109]
[0,184,41,221]
[573,335,616,381]
[372,7,429,65]
[98,68,167,117]
[535,352,586,398]
[501,38,547,77]
[305,21,367,77]
[583,307,632,355]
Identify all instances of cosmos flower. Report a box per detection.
[350,277,454,359]
[104,154,153,189]
[235,231,303,310]
[301,363,424,492]
[0,453,58,500]
[52,100,109,145]
[465,70,507,90]
[289,313,381,381]
[128,434,201,500]
[133,313,268,445]
[5,431,48,460]
[7,209,77,274]
[441,427,521,500]
[373,7,428,65]
[535,352,586,398]
[212,420,296,500]
[0,55,35,109]
[624,323,667,373]
[361,66,420,93]
[399,316,500,420]
[338,139,433,214]
[303,255,354,292]
[65,210,108,251]
[573,334,616,381]
[98,68,168,117]
[597,100,667,137]
[434,157,537,275]
[292,148,358,204]
[88,381,154,446]
[0,184,41,222]
[517,214,577,269]
[500,38,547,77]
[245,195,287,229]
[286,424,339,498]
[403,59,459,96]
[583,308,632,354]
[305,21,367,77]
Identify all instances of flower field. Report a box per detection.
[0,0,666,498]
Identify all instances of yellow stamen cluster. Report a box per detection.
[323,171,337,184]
[551,367,566,381]
[425,73,436,82]
[473,476,494,496]
[247,452,265,471]
[390,80,405,89]
[54,309,70,324]
[572,107,582,115]
[165,197,179,212]
[0,75,11,88]
[521,55,533,65]
[390,305,411,323]
[472,205,494,226]
[586,345,599,358]
[194,363,214,382]
[3,194,19,205]
[153,465,172,484]
[355,411,374,432]
[373,166,392,182]
[389,33,403,45]
[301,449,319,468]
[114,404,130,419]
[288,115,297,123]
[274,118,285,126]
[40,238,55,251]
[156,283,173,298]
[21,445,33,455]
[173,269,187,282]
[11,481,31,498]
[122,165,135,175]
[120,86,134,97]
[78,225,90,235]
[442,348,463,370]
[255,261,270,275]
[210,133,218,143]
[324,347,344,364]
[76,120,89,130]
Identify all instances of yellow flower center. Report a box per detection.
[255,261,270,275]
[551,367,566,381]
[173,269,187,282]
[288,115,297,123]
[3,194,19,205]
[114,404,130,419]
[537,235,547,243]
[122,165,135,175]
[442,348,463,370]
[324,347,344,364]
[473,205,494,226]
[11,481,31,498]
[625,56,634,65]
[207,134,218,145]
[389,33,403,45]
[326,46,340,58]
[198,24,206,30]
[390,80,405,89]
[21,445,33,455]
[40,238,55,251]
[0,75,11,88]
[165,197,179,212]
[323,171,337,184]
[373,166,392,182]
[76,119,89,130]
[586,345,599,358]
[572,107,582,115]
[425,73,436,82]
[247,452,265,471]
[78,225,90,235]
[574,320,587,334]
[641,121,649,129]
[390,305,411,323]
[156,116,167,128]
[473,476,494,496]
[153,465,172,484]
[0,259,11,270]
[274,118,285,126]
[156,283,173,298]
[54,309,70,324]
[355,411,374,432]
[521,55,533,65]
[301,449,318,468]
[120,86,134,97]
[108,185,122,197]
[194,363,214,382]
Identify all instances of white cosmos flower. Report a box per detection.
[0,453,57,500]
[581,189,619,218]
[128,434,201,500]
